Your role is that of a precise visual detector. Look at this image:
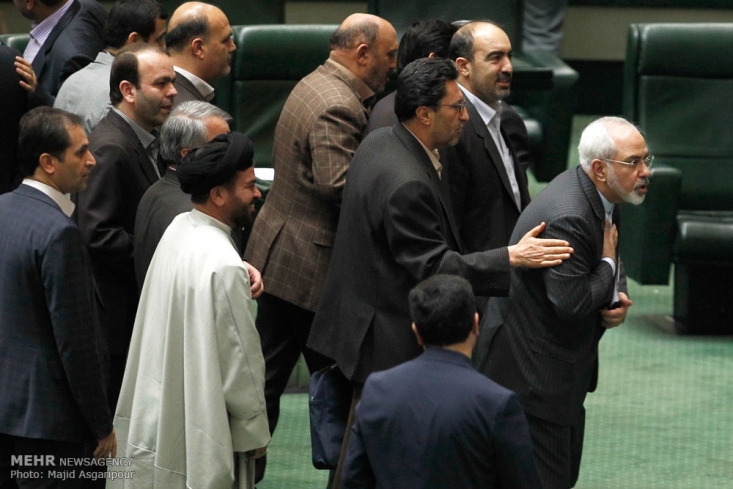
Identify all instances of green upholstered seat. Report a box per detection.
[366,0,579,182]
[0,34,30,53]
[621,23,733,333]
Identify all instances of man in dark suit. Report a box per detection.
[479,116,652,488]
[166,1,236,104]
[15,0,107,98]
[0,45,31,194]
[342,274,541,489]
[444,21,531,255]
[0,107,115,487]
[76,44,176,410]
[307,58,573,485]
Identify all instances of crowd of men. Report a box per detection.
[0,2,652,488]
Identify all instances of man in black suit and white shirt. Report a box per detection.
[479,116,652,489]
[76,44,176,410]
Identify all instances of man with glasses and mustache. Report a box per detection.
[478,116,652,489]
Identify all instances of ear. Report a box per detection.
[411,323,425,347]
[414,105,433,127]
[126,32,141,45]
[427,52,437,59]
[180,147,191,158]
[119,80,136,104]
[455,57,470,76]
[38,153,57,176]
[355,43,371,66]
[209,184,228,207]
[24,0,37,12]
[192,37,205,59]
[471,312,480,338]
[591,158,609,183]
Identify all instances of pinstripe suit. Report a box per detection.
[308,123,512,383]
[243,59,374,468]
[479,165,625,488]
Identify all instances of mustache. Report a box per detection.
[497,72,512,83]
[634,178,649,189]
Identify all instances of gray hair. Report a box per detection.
[577,116,637,171]
[159,101,233,163]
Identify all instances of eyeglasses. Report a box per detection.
[602,155,654,169]
[434,100,466,113]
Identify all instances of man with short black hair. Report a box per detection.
[113,132,269,489]
[166,1,236,103]
[0,107,115,487]
[342,275,540,489]
[76,43,177,410]
[55,0,168,133]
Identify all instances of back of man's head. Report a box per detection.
[17,107,82,178]
[178,132,254,203]
[104,0,168,50]
[329,16,379,52]
[159,101,232,164]
[397,20,457,72]
[394,57,458,122]
[109,43,167,105]
[409,275,476,347]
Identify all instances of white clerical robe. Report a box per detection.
[109,209,270,489]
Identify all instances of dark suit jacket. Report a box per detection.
[342,348,541,489]
[0,46,27,194]
[76,109,160,355]
[0,185,111,442]
[32,0,107,98]
[172,73,206,105]
[133,168,192,290]
[479,166,625,426]
[307,123,511,383]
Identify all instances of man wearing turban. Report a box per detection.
[110,132,270,489]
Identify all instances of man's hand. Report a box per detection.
[601,292,632,329]
[247,446,268,459]
[14,56,37,95]
[94,429,117,459]
[508,222,574,268]
[603,220,618,261]
[243,261,264,299]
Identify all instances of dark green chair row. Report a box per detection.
[621,23,733,334]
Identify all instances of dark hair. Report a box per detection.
[166,15,209,52]
[329,20,378,50]
[397,20,457,71]
[109,44,166,105]
[103,0,168,49]
[17,107,83,177]
[409,275,475,346]
[394,57,458,122]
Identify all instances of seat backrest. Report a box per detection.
[367,0,521,46]
[0,34,30,53]
[229,24,337,168]
[624,23,733,211]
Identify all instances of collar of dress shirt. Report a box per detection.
[402,123,442,178]
[325,58,376,107]
[28,0,74,48]
[112,107,156,150]
[22,178,75,217]
[597,188,614,217]
[459,84,503,128]
[174,66,215,102]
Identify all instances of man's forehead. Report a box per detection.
[138,52,174,77]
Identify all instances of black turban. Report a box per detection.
[178,131,254,195]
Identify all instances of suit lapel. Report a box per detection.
[501,124,530,209]
[31,0,80,74]
[465,98,520,212]
[393,123,463,251]
[577,166,606,228]
[107,111,159,185]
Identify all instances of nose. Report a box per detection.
[459,107,469,121]
[639,162,652,178]
[254,186,262,200]
[168,84,177,98]
[86,151,96,167]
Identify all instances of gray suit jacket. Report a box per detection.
[478,166,625,426]
[245,59,373,311]
[172,72,207,105]
[54,51,113,133]
[308,123,511,383]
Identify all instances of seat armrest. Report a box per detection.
[619,163,682,285]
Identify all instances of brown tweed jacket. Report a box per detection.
[244,59,374,311]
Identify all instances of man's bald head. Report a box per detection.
[329,14,398,94]
[166,1,236,82]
